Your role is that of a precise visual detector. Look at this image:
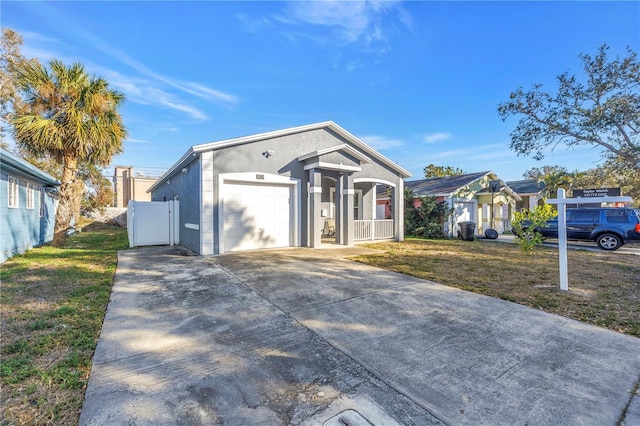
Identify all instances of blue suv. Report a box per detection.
[533,207,640,251]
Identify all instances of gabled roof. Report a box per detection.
[297,143,371,164]
[405,171,490,197]
[0,148,60,187]
[506,179,547,195]
[149,121,411,192]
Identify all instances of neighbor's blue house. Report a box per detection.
[1,148,60,263]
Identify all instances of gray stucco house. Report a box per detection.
[148,122,411,255]
[1,148,59,263]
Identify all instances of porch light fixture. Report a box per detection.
[262,150,274,158]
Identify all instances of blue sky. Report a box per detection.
[3,1,639,181]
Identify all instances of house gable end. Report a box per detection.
[298,143,370,171]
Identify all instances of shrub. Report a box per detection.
[512,203,557,251]
[405,189,453,239]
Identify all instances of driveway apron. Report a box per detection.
[81,246,640,426]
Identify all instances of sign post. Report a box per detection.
[488,180,501,230]
[545,191,632,291]
[555,189,569,291]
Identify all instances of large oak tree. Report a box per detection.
[498,45,640,171]
[11,59,127,245]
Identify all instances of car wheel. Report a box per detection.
[596,233,622,251]
[485,228,499,239]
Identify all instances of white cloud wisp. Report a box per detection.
[360,134,405,150]
[424,132,453,144]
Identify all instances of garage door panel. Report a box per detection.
[454,202,474,223]
[223,182,291,252]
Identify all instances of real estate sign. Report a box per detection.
[573,188,621,198]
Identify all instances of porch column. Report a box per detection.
[308,168,322,248]
[339,172,354,246]
[371,182,377,219]
[395,179,405,241]
[335,176,343,244]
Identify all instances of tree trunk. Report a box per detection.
[52,152,79,247]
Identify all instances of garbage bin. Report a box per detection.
[457,221,476,241]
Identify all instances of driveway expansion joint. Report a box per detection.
[618,374,640,426]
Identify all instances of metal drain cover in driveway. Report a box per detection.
[323,409,373,426]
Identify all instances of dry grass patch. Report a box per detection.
[352,238,640,337]
[1,222,128,425]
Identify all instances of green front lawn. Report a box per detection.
[1,222,128,425]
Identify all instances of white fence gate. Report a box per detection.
[127,200,179,248]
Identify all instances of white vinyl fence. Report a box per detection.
[127,200,179,248]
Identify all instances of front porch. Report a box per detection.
[298,142,406,248]
[477,193,515,234]
[309,172,403,247]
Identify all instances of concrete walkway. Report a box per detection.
[81,246,640,425]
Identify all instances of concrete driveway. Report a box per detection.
[80,246,640,426]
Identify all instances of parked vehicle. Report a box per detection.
[514,207,640,251]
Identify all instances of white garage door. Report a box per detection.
[223,183,291,251]
[454,201,475,223]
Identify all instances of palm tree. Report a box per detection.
[524,165,572,198]
[11,59,127,246]
[544,169,573,199]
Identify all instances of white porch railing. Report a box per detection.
[354,219,395,241]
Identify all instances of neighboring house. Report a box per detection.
[507,179,547,211]
[148,121,411,255]
[0,148,60,263]
[112,166,159,208]
[384,171,521,236]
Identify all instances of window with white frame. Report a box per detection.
[330,187,363,219]
[8,176,19,208]
[353,191,363,220]
[27,183,35,209]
